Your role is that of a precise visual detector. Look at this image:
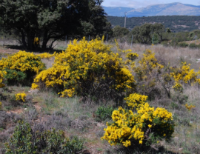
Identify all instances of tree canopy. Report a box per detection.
[130,23,165,44]
[0,0,110,50]
[112,25,129,38]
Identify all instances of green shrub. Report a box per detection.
[4,69,26,84]
[161,41,170,47]
[189,43,199,49]
[178,42,188,47]
[5,121,84,154]
[95,106,114,122]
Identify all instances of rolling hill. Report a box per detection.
[103,2,200,17]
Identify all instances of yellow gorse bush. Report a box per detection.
[0,51,45,85]
[0,51,45,74]
[32,38,136,100]
[15,92,26,102]
[170,62,200,91]
[134,50,164,81]
[125,93,148,109]
[185,103,195,110]
[0,101,2,110]
[102,93,174,147]
[34,37,39,45]
[133,50,200,96]
[126,53,139,61]
[0,70,6,88]
[37,53,54,59]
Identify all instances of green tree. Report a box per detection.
[0,0,110,50]
[166,28,171,33]
[151,23,165,42]
[80,0,112,37]
[112,25,129,38]
[131,23,164,44]
[131,24,152,44]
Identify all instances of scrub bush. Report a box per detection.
[0,51,45,86]
[102,93,175,148]
[95,106,115,122]
[15,92,26,102]
[32,38,136,102]
[0,70,6,88]
[37,52,54,59]
[133,50,200,98]
[5,121,84,154]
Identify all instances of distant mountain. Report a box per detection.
[103,7,134,17]
[103,3,200,17]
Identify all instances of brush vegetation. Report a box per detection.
[0,38,200,154]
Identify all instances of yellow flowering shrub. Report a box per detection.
[102,93,175,148]
[0,51,45,85]
[126,53,139,61]
[37,53,54,59]
[0,70,6,88]
[185,103,195,111]
[133,50,200,98]
[172,82,183,92]
[32,38,136,100]
[0,101,2,110]
[34,37,39,45]
[15,92,26,102]
[115,39,132,54]
[125,93,148,109]
[134,50,164,81]
[133,50,165,99]
[59,88,75,98]
[170,62,200,92]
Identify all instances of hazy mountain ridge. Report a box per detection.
[103,3,200,17]
[103,7,134,17]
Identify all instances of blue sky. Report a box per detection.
[102,0,200,8]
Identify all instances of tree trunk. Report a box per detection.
[27,32,35,50]
[49,38,57,49]
[20,30,27,48]
[42,30,49,50]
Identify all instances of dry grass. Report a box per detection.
[1,42,200,153]
[115,42,200,69]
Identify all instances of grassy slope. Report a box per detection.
[1,43,200,153]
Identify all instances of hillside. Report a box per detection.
[107,16,200,32]
[1,41,200,153]
[103,2,200,17]
[103,6,134,17]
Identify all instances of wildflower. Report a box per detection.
[15,92,26,102]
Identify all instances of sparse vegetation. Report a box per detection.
[0,36,200,153]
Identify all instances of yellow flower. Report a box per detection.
[102,93,174,148]
[37,53,54,59]
[15,92,26,102]
[32,37,136,98]
[185,104,195,111]
[34,37,39,45]
[0,102,2,110]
